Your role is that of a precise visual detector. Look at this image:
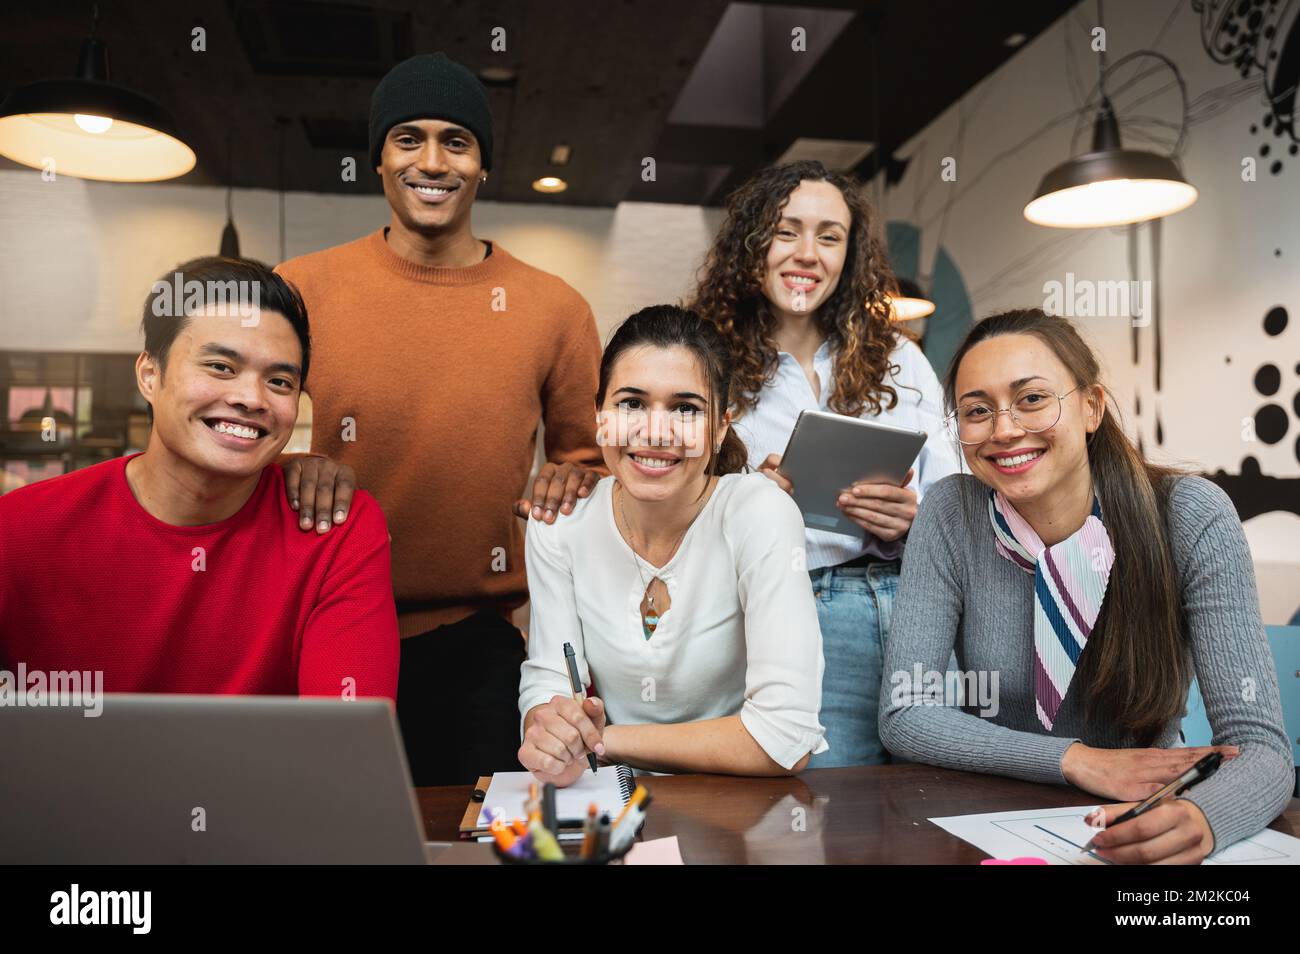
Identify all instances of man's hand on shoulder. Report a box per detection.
[282,454,357,533]
[512,461,600,524]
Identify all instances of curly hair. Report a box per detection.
[689,160,900,419]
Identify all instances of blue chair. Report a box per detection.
[1182,625,1300,798]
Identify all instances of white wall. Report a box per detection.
[0,171,723,351]
[874,0,1300,622]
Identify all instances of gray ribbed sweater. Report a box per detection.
[880,472,1294,852]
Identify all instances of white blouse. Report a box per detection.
[518,472,828,770]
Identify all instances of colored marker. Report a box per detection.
[612,783,648,829]
[610,793,653,855]
[580,803,599,859]
[529,817,565,862]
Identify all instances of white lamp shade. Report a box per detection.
[1025,176,1198,228]
[0,111,195,181]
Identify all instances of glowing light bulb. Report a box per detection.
[74,114,113,134]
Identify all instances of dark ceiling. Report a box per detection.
[0,0,1078,206]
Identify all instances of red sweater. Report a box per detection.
[0,455,399,699]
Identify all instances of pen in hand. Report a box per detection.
[1082,752,1223,851]
[562,641,599,774]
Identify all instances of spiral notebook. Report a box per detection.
[461,766,636,838]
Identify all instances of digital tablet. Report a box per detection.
[777,409,926,537]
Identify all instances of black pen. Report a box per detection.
[1083,752,1223,850]
[541,782,558,834]
[563,641,598,774]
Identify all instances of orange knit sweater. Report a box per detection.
[277,230,603,637]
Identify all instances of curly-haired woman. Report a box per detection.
[689,160,960,767]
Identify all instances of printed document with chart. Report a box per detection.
[929,805,1300,864]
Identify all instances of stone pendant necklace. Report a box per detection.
[617,483,702,640]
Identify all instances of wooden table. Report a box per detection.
[416,763,1300,864]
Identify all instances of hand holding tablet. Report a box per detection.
[836,467,917,541]
[775,410,927,538]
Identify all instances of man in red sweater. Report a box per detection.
[0,258,399,700]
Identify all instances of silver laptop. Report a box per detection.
[1,694,432,863]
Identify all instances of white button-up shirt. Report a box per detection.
[730,335,961,570]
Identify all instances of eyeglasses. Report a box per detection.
[945,385,1082,445]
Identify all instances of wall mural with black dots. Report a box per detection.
[1208,304,1300,522]
[1194,0,1300,519]
[1194,0,1299,176]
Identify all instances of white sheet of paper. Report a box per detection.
[476,769,627,828]
[930,804,1107,865]
[929,804,1300,865]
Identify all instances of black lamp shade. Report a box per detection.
[0,50,195,182]
[1024,98,1197,228]
[1025,149,1197,228]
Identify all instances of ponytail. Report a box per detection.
[1083,399,1190,744]
[711,424,750,477]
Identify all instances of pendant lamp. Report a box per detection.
[0,6,195,182]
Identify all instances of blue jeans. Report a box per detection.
[807,561,900,767]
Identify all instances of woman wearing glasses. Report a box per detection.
[880,308,1293,863]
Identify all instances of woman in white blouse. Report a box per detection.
[689,160,959,767]
[517,305,827,787]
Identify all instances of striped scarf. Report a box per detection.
[988,489,1114,731]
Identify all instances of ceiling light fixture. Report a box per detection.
[0,3,195,182]
[887,277,936,321]
[1024,2,1196,228]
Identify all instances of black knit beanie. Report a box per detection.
[368,52,494,171]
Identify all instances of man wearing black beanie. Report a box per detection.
[276,52,604,786]
[362,51,496,265]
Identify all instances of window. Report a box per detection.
[0,352,314,495]
[0,352,146,494]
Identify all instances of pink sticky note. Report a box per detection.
[980,856,1049,865]
[624,836,685,865]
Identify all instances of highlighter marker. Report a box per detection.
[529,817,565,862]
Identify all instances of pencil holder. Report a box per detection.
[491,837,636,865]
